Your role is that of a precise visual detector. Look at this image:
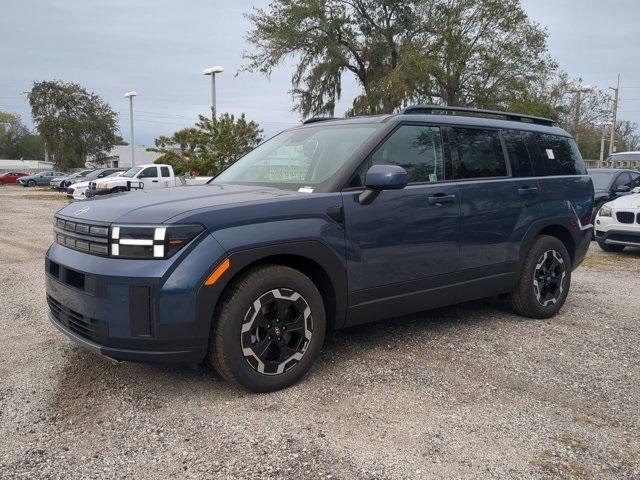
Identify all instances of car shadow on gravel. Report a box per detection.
[46,298,512,419]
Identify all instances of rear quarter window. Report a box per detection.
[534,134,586,176]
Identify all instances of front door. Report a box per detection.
[342,124,461,323]
[137,166,162,189]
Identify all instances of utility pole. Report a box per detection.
[599,125,607,168]
[608,74,620,156]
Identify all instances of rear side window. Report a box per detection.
[370,125,446,183]
[161,166,170,177]
[502,130,534,177]
[534,134,586,176]
[450,128,506,179]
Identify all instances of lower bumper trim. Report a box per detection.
[48,311,206,364]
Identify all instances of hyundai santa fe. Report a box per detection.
[45,106,594,392]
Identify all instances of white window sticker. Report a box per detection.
[298,187,314,193]
[546,149,555,160]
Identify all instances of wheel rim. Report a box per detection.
[240,288,313,375]
[532,250,566,306]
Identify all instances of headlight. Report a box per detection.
[110,224,203,259]
[598,205,612,217]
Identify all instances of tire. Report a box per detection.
[27,180,36,187]
[597,241,625,252]
[509,235,571,319]
[209,265,326,392]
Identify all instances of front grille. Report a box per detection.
[47,295,104,342]
[616,211,635,224]
[66,187,75,195]
[637,213,640,224]
[54,216,110,256]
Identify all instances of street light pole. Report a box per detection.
[569,83,593,139]
[124,91,137,167]
[608,74,620,156]
[203,66,224,119]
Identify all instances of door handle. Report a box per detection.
[517,187,538,196]
[152,180,159,183]
[428,194,456,205]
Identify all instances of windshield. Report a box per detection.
[214,124,378,189]
[122,167,142,178]
[106,171,122,178]
[589,171,615,189]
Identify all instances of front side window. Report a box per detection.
[503,130,534,177]
[138,167,158,178]
[450,128,506,179]
[535,134,586,176]
[589,171,615,190]
[214,125,377,189]
[122,167,143,178]
[369,125,445,183]
[613,172,632,188]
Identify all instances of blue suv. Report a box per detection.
[46,106,594,392]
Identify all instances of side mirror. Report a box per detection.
[632,186,640,194]
[615,185,631,193]
[359,165,408,205]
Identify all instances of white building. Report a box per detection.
[87,146,162,169]
[0,159,53,172]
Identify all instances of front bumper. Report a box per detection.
[595,229,640,247]
[45,233,228,364]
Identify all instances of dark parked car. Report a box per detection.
[50,169,95,191]
[46,106,594,392]
[0,172,29,184]
[588,168,640,214]
[18,171,67,187]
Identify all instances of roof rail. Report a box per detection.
[403,105,556,127]
[302,116,337,125]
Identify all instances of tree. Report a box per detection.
[244,0,555,117]
[28,80,118,170]
[149,113,263,176]
[0,112,44,160]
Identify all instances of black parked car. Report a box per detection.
[588,168,640,214]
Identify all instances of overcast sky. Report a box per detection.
[2,0,640,146]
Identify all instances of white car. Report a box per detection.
[68,171,125,200]
[87,164,176,197]
[594,187,640,251]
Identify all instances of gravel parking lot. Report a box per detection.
[0,184,638,479]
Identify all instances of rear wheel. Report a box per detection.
[210,265,326,392]
[597,241,625,252]
[509,235,571,319]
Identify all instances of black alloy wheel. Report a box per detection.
[509,235,571,319]
[532,249,566,307]
[240,288,312,375]
[210,265,326,392]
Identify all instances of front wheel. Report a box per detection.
[210,265,326,392]
[597,241,625,252]
[509,235,571,319]
[27,180,36,187]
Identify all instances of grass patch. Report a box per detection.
[20,194,70,202]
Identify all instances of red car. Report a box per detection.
[0,172,29,184]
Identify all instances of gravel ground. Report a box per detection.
[0,184,638,479]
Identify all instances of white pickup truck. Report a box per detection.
[86,164,176,198]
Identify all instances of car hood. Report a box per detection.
[70,180,90,189]
[607,193,640,210]
[56,183,301,224]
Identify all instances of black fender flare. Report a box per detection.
[195,240,348,342]
[517,217,579,272]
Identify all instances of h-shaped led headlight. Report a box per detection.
[110,224,203,259]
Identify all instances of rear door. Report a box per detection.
[137,166,161,189]
[342,123,461,320]
[160,166,173,187]
[450,126,540,281]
